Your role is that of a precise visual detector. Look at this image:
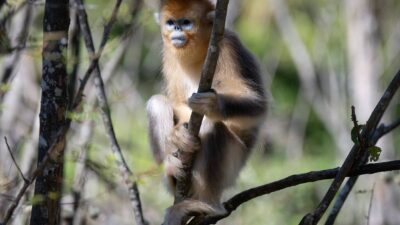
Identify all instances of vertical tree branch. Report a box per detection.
[74,1,146,224]
[174,0,230,204]
[29,0,70,224]
[68,5,81,109]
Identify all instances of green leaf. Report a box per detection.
[368,146,382,162]
[350,124,365,144]
[351,126,359,144]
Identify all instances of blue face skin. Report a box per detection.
[165,18,194,48]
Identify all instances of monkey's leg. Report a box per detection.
[146,94,175,164]
[147,95,198,194]
[164,122,248,225]
[194,122,249,202]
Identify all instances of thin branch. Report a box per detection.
[374,118,400,139]
[0,2,32,101]
[193,160,400,225]
[174,0,230,204]
[71,0,137,110]
[2,126,68,225]
[4,137,28,182]
[324,176,358,225]
[366,183,375,225]
[299,70,400,225]
[0,1,28,26]
[68,6,81,109]
[74,0,146,224]
[351,106,362,145]
[1,0,141,223]
[324,117,400,225]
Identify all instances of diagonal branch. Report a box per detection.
[174,0,230,204]
[193,160,400,225]
[0,1,32,101]
[74,0,146,224]
[299,69,400,225]
[2,126,68,225]
[324,117,400,225]
[4,137,28,182]
[72,0,121,109]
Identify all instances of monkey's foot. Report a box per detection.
[169,123,201,153]
[163,200,221,225]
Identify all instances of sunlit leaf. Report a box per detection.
[368,146,382,162]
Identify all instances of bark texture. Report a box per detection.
[29,0,69,224]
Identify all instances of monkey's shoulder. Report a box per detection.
[216,30,265,97]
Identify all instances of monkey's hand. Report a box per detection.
[188,91,224,121]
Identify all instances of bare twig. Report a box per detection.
[366,183,375,225]
[325,117,400,225]
[324,177,358,225]
[4,137,27,182]
[0,2,32,101]
[192,160,400,225]
[68,6,81,109]
[71,0,136,110]
[374,118,400,139]
[0,1,28,26]
[174,0,230,204]
[351,106,362,144]
[2,126,68,225]
[1,0,140,223]
[70,120,94,225]
[299,70,400,225]
[74,0,146,224]
[70,14,140,222]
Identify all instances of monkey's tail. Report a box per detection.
[163,200,224,225]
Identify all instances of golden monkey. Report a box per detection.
[146,0,267,224]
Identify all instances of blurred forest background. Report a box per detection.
[0,0,399,225]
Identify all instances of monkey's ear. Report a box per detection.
[154,12,161,25]
[207,10,215,22]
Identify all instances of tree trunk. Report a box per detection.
[29,0,69,224]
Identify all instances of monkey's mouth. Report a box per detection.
[171,37,187,48]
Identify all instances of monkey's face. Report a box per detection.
[163,17,194,48]
[160,0,214,51]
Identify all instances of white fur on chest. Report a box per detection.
[181,75,199,98]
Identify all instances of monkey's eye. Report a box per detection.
[182,19,192,26]
[166,19,174,26]
[180,19,193,30]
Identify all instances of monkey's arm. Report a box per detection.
[188,91,266,121]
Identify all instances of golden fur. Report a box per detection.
[147,1,267,224]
